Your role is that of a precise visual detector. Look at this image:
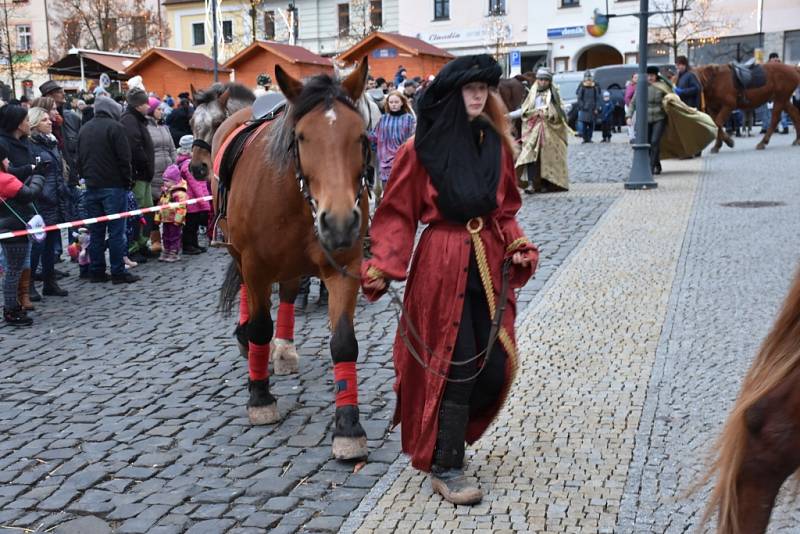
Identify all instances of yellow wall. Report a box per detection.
[166,1,251,61]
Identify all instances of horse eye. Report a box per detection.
[297,133,305,142]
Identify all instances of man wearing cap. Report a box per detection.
[515,68,570,192]
[77,96,139,284]
[120,87,156,263]
[40,80,82,187]
[576,70,601,143]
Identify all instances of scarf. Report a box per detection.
[414,54,502,223]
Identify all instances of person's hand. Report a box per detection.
[33,160,51,174]
[674,87,684,96]
[512,251,532,267]
[363,276,386,291]
[626,117,632,125]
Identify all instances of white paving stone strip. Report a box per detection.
[344,159,702,533]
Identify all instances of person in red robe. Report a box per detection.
[361,55,539,505]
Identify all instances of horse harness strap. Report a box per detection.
[290,129,372,227]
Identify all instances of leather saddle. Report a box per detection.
[730,59,767,91]
[217,93,286,189]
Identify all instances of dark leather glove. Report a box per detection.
[33,160,51,175]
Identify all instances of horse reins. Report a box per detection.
[192,138,213,152]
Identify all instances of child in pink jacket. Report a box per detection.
[176,135,211,255]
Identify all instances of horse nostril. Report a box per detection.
[318,211,330,231]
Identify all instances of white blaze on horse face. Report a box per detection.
[325,108,337,126]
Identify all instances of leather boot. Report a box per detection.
[430,401,483,505]
[43,275,69,297]
[149,229,162,255]
[317,281,328,306]
[18,269,36,310]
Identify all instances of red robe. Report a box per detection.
[361,140,539,472]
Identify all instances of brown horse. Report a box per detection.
[189,82,302,375]
[498,73,534,140]
[216,60,371,460]
[704,267,800,533]
[695,63,800,152]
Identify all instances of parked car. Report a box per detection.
[555,64,674,129]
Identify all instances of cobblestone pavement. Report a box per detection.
[568,132,632,184]
[618,135,800,532]
[0,150,615,530]
[345,152,699,534]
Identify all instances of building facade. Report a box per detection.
[164,0,399,59]
[397,0,538,74]
[687,0,800,65]
[527,1,643,73]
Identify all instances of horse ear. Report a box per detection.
[275,65,304,102]
[190,84,198,101]
[342,56,369,102]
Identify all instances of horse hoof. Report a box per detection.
[272,339,299,375]
[248,379,280,425]
[332,436,368,460]
[332,405,368,460]
[724,138,735,148]
[248,403,281,425]
[793,139,800,146]
[756,143,766,150]
[710,147,720,154]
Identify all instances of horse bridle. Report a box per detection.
[289,129,372,225]
[192,138,212,152]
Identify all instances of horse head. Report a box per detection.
[276,57,369,251]
[189,83,231,180]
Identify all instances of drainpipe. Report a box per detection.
[79,52,86,91]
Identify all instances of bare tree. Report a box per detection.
[53,0,168,54]
[649,0,734,61]
[0,0,18,97]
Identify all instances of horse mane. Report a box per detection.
[195,83,255,107]
[265,73,360,177]
[702,266,800,534]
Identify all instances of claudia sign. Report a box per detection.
[418,25,511,45]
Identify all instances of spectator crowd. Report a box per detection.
[0,80,211,327]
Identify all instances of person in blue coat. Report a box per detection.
[576,71,601,143]
[674,56,702,109]
[27,106,71,297]
[600,91,615,142]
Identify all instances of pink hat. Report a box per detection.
[147,97,161,116]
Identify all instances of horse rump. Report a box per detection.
[219,259,242,316]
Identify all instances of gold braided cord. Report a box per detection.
[505,237,529,254]
[470,231,497,317]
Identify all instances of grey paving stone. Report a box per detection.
[185,519,236,533]
[53,516,112,534]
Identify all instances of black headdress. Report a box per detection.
[414,54,503,223]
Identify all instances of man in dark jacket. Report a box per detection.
[576,71,601,143]
[77,96,139,284]
[40,81,82,186]
[166,97,193,147]
[120,87,156,262]
[674,56,702,109]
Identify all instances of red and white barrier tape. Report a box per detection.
[0,195,213,241]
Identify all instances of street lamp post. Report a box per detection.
[625,0,658,190]
[212,0,219,82]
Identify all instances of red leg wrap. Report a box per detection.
[334,362,358,407]
[276,302,295,340]
[238,284,250,325]
[248,342,270,381]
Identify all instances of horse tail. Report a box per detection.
[702,266,800,533]
[218,259,242,316]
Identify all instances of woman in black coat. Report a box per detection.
[0,105,48,307]
[0,144,44,326]
[28,106,70,297]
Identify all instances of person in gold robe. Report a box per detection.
[515,68,570,193]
